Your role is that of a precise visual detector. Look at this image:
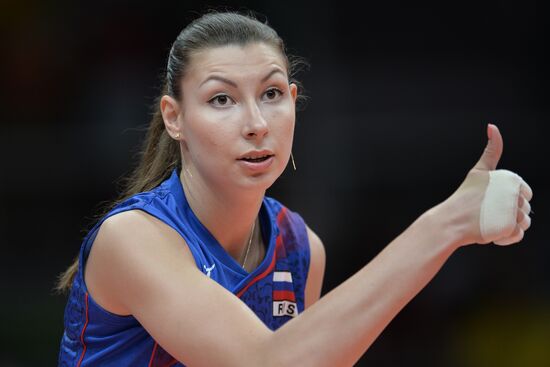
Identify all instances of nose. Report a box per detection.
[242,100,268,140]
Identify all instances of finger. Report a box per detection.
[520,179,533,201]
[518,194,527,214]
[516,208,531,231]
[494,226,524,246]
[519,213,531,231]
[516,209,525,224]
[473,124,504,171]
[520,196,531,215]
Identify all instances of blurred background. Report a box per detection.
[1,0,548,366]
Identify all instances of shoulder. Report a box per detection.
[94,209,192,265]
[305,224,325,280]
[99,210,175,245]
[304,224,326,308]
[85,210,195,315]
[305,225,325,262]
[264,196,304,229]
[265,197,325,306]
[265,195,324,255]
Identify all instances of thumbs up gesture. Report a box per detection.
[446,124,533,246]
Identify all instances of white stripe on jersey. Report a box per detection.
[273,271,293,283]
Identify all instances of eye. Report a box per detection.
[208,94,235,107]
[263,88,283,101]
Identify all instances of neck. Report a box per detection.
[179,167,264,264]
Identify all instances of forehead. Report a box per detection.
[185,42,288,83]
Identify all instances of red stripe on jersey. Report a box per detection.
[275,232,284,253]
[148,342,158,367]
[148,342,180,367]
[273,290,296,302]
[275,207,287,259]
[277,206,287,223]
[236,207,287,298]
[236,237,278,298]
[76,292,90,367]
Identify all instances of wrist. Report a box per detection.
[422,199,470,250]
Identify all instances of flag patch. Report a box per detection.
[272,271,297,317]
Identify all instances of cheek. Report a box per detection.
[268,103,295,132]
[272,108,295,147]
[185,109,237,153]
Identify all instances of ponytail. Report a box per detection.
[55,89,180,293]
[56,10,307,293]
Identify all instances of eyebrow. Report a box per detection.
[199,69,286,88]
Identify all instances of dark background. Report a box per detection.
[1,1,548,366]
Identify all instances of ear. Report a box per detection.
[289,83,298,104]
[160,95,183,140]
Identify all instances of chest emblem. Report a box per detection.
[203,263,216,278]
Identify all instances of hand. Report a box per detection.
[444,124,533,246]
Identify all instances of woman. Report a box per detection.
[58,11,533,367]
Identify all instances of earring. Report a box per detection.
[174,133,180,139]
[181,155,193,179]
[290,151,297,171]
[184,165,193,179]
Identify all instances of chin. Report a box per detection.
[231,158,286,191]
[242,171,279,191]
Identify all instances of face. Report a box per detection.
[167,42,297,192]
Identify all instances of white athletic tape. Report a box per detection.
[480,170,531,245]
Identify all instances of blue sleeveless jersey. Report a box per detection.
[59,169,311,366]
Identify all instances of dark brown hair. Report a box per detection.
[56,10,308,292]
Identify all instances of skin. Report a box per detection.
[85,42,532,366]
[163,42,299,263]
[87,42,325,318]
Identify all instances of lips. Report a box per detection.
[237,150,275,172]
[237,150,274,162]
[239,154,272,163]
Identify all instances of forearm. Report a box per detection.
[265,203,463,367]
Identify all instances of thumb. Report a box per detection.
[473,123,503,171]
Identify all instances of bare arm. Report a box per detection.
[269,203,460,366]
[86,211,273,366]
[304,226,326,308]
[85,124,532,366]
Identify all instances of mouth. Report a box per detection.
[238,154,274,163]
[237,151,275,172]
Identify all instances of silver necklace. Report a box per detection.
[241,219,256,269]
